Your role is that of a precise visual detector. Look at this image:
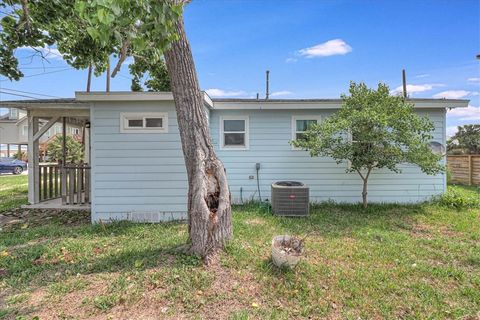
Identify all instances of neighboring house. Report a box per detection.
[1,92,468,223]
[0,107,82,159]
[0,107,27,157]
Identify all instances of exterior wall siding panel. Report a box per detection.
[91,101,446,222]
[90,101,188,223]
[210,108,446,205]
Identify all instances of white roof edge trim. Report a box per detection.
[75,91,174,101]
[203,92,214,109]
[212,99,469,110]
[75,91,215,109]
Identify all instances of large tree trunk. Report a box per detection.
[163,12,232,259]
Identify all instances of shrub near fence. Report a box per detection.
[447,155,480,185]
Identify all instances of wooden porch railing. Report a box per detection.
[61,164,91,205]
[39,164,61,202]
[38,163,91,205]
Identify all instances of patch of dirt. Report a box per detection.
[244,218,265,226]
[409,223,433,239]
[12,253,262,320]
[26,273,115,320]
[0,209,90,230]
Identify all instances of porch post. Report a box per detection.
[83,125,90,164]
[27,113,40,204]
[62,117,67,164]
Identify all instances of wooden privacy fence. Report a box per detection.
[447,155,480,186]
[39,163,91,205]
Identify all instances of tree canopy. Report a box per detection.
[292,82,444,207]
[47,136,84,164]
[129,57,171,92]
[447,124,480,155]
[0,0,183,81]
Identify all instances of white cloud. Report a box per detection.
[298,39,352,58]
[205,88,246,98]
[447,104,480,121]
[285,57,298,63]
[18,45,63,60]
[415,74,430,78]
[391,83,443,95]
[270,91,293,97]
[446,126,458,138]
[433,90,470,99]
[467,77,480,82]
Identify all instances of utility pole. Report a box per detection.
[86,64,92,92]
[402,69,407,98]
[106,59,110,92]
[265,70,270,100]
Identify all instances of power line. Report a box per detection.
[18,66,71,70]
[1,87,61,98]
[0,90,41,100]
[0,67,74,82]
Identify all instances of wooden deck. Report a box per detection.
[23,196,90,210]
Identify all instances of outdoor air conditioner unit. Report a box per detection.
[271,181,309,216]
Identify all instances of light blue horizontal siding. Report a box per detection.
[90,101,187,223]
[210,108,446,204]
[91,102,446,223]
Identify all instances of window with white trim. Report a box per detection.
[292,116,320,149]
[120,112,168,133]
[10,108,19,119]
[22,125,28,136]
[220,116,249,149]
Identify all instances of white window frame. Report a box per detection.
[291,115,321,150]
[220,115,249,150]
[10,108,19,119]
[120,112,168,133]
[22,125,28,136]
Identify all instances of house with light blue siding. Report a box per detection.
[2,92,468,223]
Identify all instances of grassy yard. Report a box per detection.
[0,175,28,212]
[0,177,479,319]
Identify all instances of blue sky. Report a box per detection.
[0,0,479,136]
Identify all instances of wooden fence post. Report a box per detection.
[468,155,473,186]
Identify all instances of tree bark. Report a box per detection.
[360,167,372,208]
[362,178,368,208]
[163,12,232,259]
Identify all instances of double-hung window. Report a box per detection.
[120,112,168,133]
[292,116,320,149]
[220,116,249,150]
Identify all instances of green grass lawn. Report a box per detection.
[0,179,479,319]
[0,175,28,212]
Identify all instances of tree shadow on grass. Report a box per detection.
[1,237,198,289]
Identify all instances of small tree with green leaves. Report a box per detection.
[292,82,444,208]
[47,136,84,164]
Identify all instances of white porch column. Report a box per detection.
[84,126,90,164]
[27,113,40,204]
